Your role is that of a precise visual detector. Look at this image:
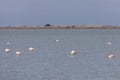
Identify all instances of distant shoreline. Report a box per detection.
[0,25,120,29]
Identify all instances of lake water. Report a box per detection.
[0,29,120,80]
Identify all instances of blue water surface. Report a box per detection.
[0,29,120,80]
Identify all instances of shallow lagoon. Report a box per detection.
[0,29,120,80]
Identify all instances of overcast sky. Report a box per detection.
[0,0,120,26]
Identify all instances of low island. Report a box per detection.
[0,25,120,29]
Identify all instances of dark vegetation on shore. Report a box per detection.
[0,25,120,29]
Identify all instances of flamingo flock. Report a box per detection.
[4,40,116,59]
[4,42,35,56]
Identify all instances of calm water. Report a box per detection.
[0,29,120,80]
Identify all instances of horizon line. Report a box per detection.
[0,25,120,29]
